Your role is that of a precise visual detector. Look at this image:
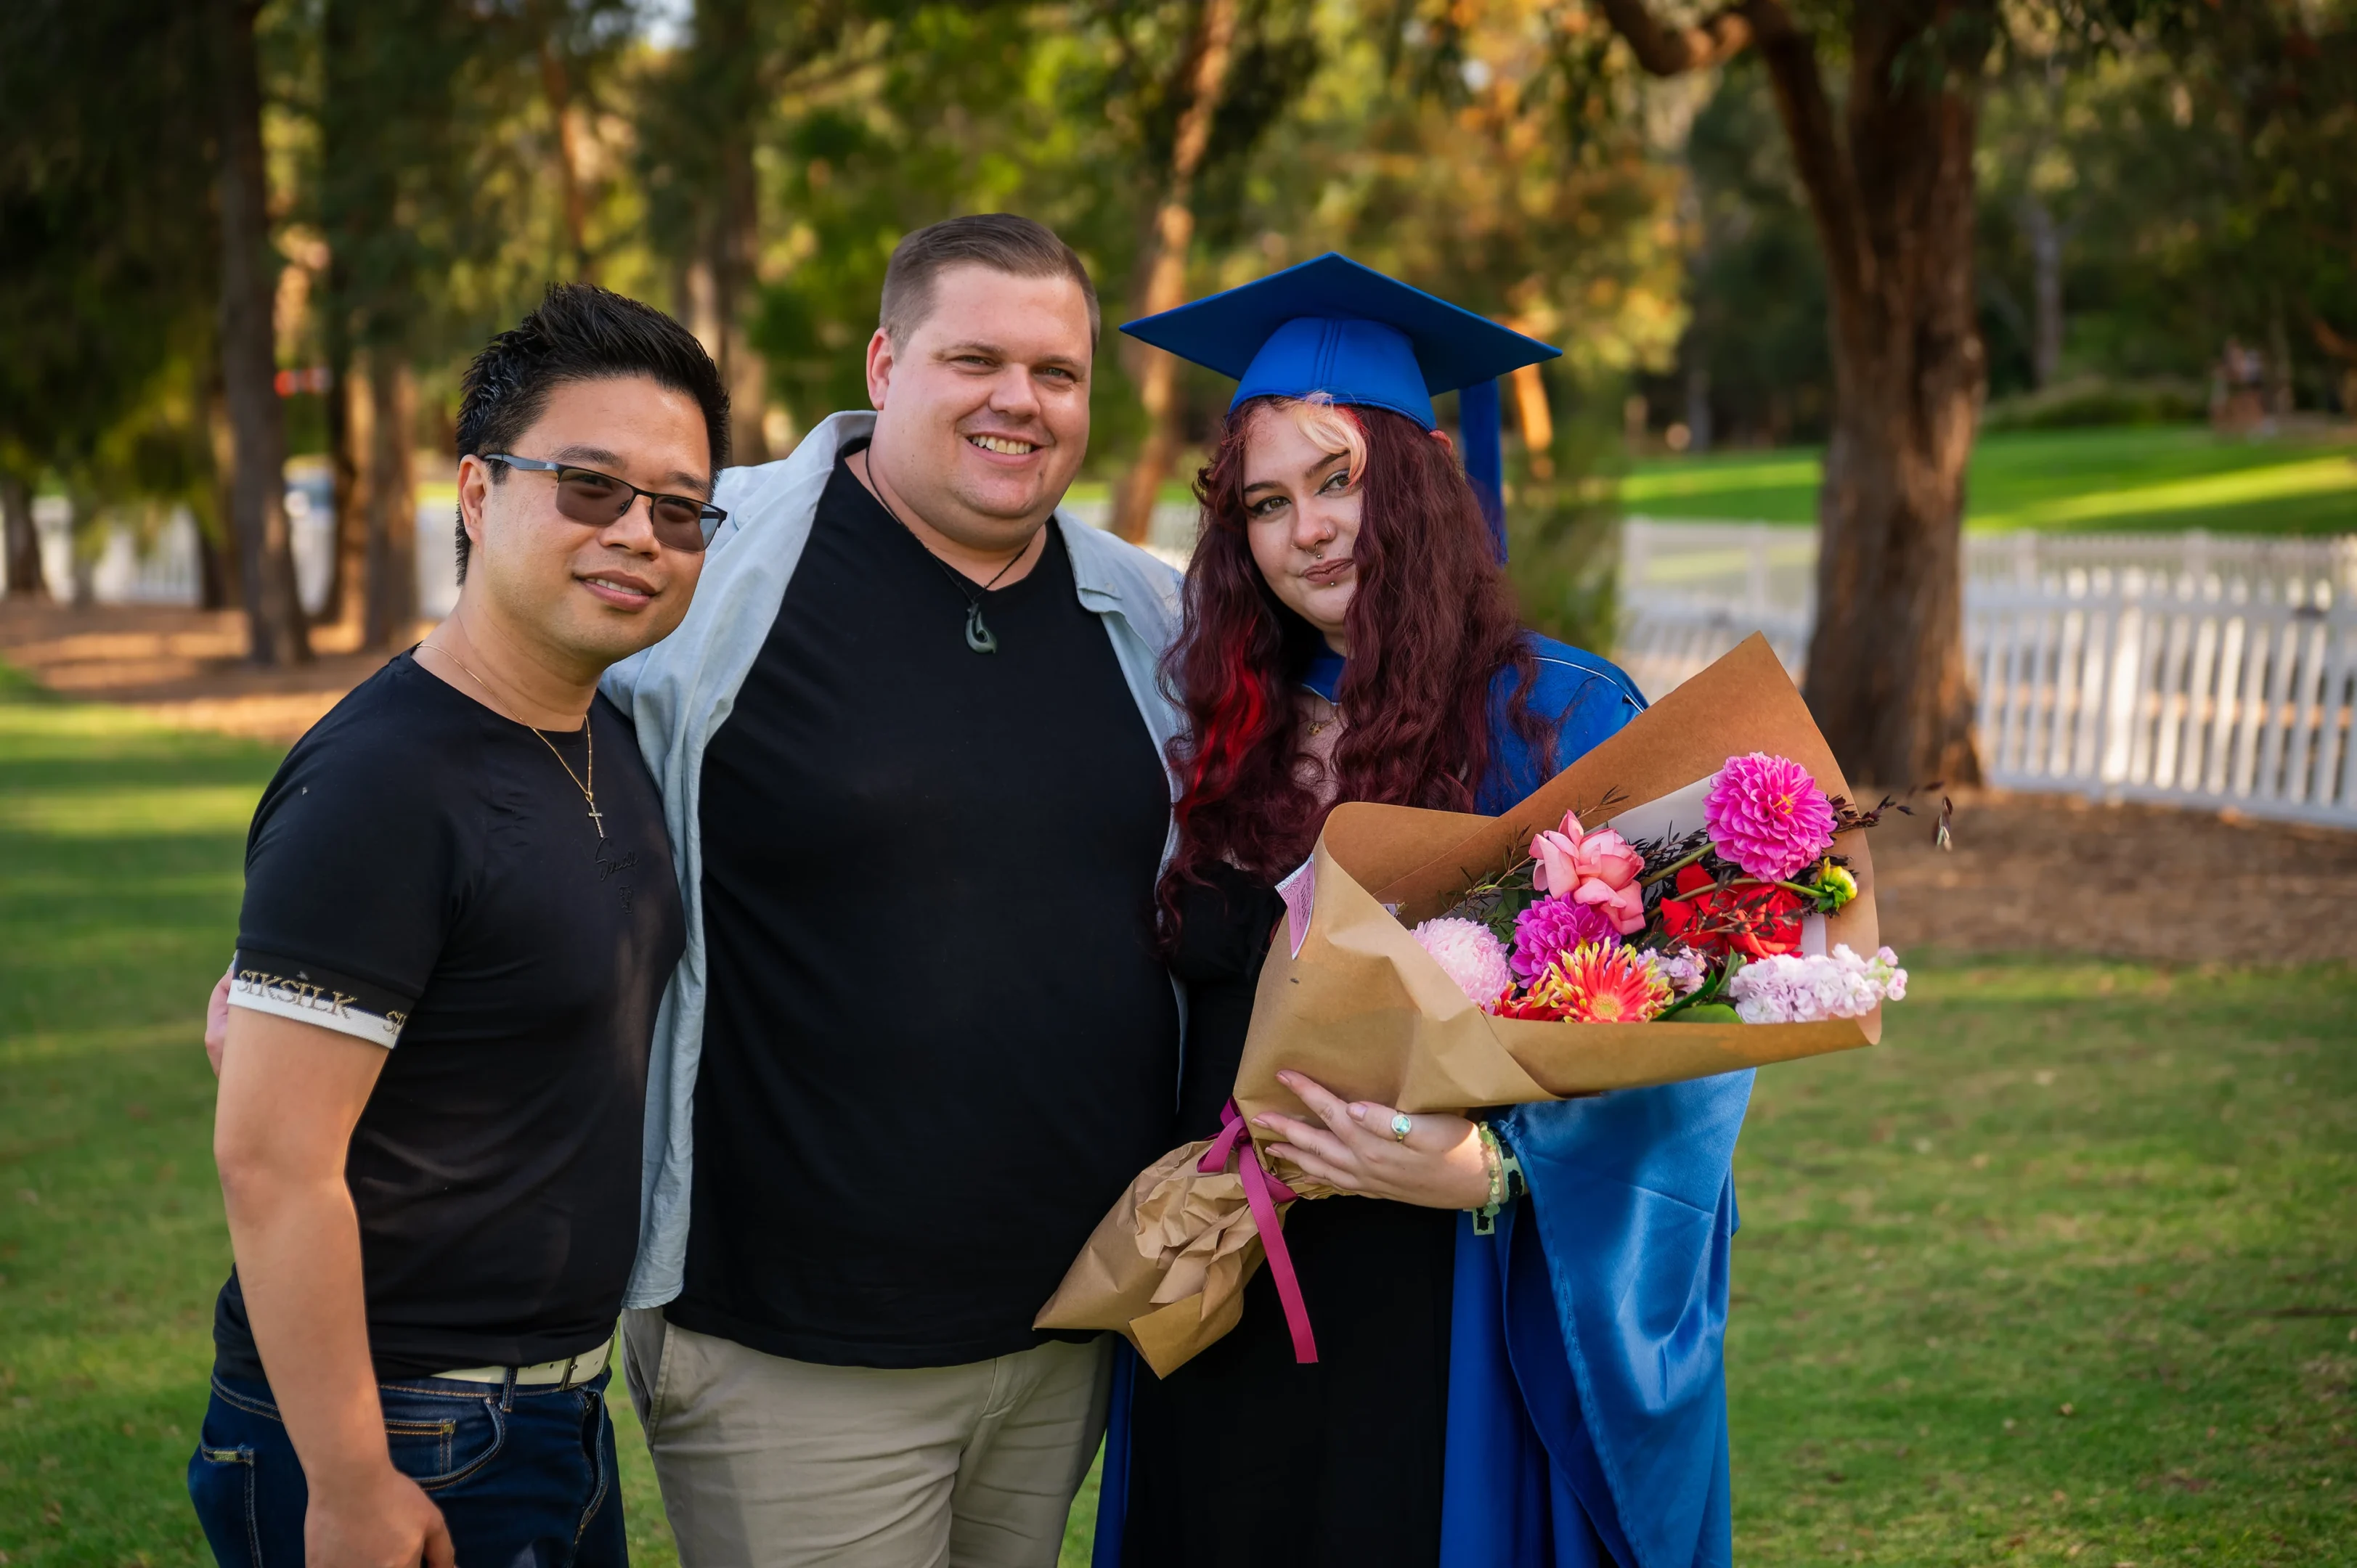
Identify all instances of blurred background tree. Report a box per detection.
[0,0,2345,687]
[0,1,223,608]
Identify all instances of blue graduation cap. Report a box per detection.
[1120,253,1560,561]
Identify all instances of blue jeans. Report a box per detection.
[187,1367,627,1567]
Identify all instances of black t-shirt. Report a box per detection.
[672,449,1181,1368]
[213,652,684,1381]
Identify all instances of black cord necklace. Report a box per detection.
[863,450,1028,653]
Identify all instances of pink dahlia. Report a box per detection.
[1411,917,1515,1006]
[1703,751,1839,881]
[1510,894,1621,981]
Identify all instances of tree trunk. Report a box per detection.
[2,473,44,600]
[1111,0,1239,547]
[1682,364,1713,454]
[699,0,768,467]
[195,514,234,610]
[712,137,768,465]
[2265,293,2294,419]
[2021,192,2064,388]
[327,340,373,631]
[1773,4,1986,789]
[1600,0,1987,788]
[1513,361,1557,478]
[204,381,245,613]
[682,256,720,360]
[62,493,95,605]
[362,351,418,649]
[208,0,309,665]
[538,24,593,279]
[317,259,370,629]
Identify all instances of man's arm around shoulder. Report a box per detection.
[214,1008,455,1568]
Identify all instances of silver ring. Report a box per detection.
[1390,1112,1414,1143]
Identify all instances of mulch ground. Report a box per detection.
[1869,788,2357,964]
[6,602,2353,965]
[0,600,415,743]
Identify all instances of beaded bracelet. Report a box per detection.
[1471,1122,1524,1234]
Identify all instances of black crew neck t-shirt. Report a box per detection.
[213,652,684,1381]
[675,447,1181,1368]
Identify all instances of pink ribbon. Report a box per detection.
[1199,1098,1319,1364]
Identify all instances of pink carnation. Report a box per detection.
[1411,917,1515,1006]
[1510,895,1621,981]
[1704,752,1838,881]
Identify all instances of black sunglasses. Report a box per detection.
[482,454,727,552]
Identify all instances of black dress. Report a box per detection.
[1120,863,1457,1568]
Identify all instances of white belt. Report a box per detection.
[430,1331,612,1389]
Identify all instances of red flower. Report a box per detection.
[1658,864,1804,959]
[1492,988,1570,1021]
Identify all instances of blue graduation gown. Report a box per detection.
[1096,635,1747,1568]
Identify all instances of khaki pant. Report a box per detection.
[622,1308,1110,1568]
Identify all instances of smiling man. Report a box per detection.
[191,285,725,1567]
[602,214,1186,1567]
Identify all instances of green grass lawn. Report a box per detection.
[1624,425,2357,534]
[4,667,2351,1564]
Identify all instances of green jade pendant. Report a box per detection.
[965,603,998,654]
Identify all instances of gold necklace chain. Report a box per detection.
[419,642,605,838]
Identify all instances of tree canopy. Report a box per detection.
[0,0,2345,678]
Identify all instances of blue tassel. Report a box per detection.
[1460,377,1507,564]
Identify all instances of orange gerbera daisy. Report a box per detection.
[1517,942,1672,1024]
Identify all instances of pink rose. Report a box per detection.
[1528,814,1585,899]
[1528,812,1648,936]
[1572,873,1648,934]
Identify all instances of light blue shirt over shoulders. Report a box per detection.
[600,410,1190,1310]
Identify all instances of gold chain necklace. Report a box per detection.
[420,642,604,838]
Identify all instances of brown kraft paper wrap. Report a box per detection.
[1038,634,1879,1375]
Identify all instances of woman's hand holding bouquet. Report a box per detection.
[1253,1070,1491,1210]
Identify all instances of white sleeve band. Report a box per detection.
[226,968,405,1047]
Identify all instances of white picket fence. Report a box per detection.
[1618,521,2357,828]
[6,483,460,619]
[17,494,2353,827]
[1616,601,1812,705]
[1971,573,2353,825]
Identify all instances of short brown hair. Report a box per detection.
[879,214,1099,348]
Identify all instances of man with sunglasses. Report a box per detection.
[190,284,725,1567]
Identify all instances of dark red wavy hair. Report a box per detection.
[1158,397,1548,915]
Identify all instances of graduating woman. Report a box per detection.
[1091,256,1751,1568]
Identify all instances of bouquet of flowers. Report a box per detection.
[1039,634,1909,1376]
[1407,746,1905,1030]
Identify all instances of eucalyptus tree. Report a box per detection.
[1105,0,1322,543]
[1576,0,2352,788]
[636,0,897,467]
[0,0,231,608]
[205,0,314,661]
